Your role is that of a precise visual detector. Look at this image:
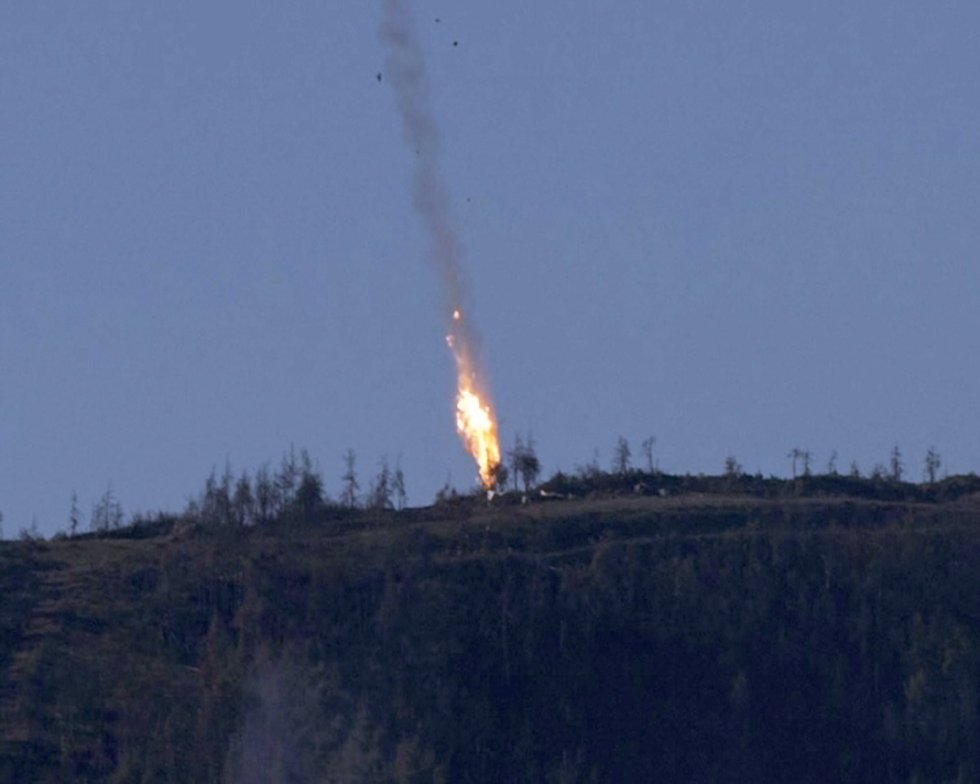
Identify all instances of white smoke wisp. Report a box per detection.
[379,0,501,488]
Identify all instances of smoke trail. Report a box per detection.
[379,0,501,487]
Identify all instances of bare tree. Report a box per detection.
[340,449,360,509]
[508,434,525,488]
[254,465,276,524]
[200,465,234,526]
[508,433,540,495]
[788,448,803,478]
[890,445,903,483]
[275,448,301,513]
[577,448,601,480]
[924,447,942,484]
[613,436,631,475]
[801,450,812,477]
[827,451,839,476]
[393,458,407,510]
[641,436,656,473]
[369,456,393,510]
[517,449,541,494]
[232,472,254,526]
[724,456,743,479]
[69,492,82,537]
[19,519,41,542]
[434,477,457,505]
[91,486,123,532]
[849,461,861,479]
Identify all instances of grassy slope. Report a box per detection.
[2,488,980,781]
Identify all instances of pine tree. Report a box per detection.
[69,492,82,537]
[341,449,360,509]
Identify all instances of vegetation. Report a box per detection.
[3,448,980,781]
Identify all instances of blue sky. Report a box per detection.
[2,1,979,536]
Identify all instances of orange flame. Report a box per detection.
[446,311,500,488]
[455,384,501,488]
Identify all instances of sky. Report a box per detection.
[2,1,979,537]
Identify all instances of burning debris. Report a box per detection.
[380,0,502,490]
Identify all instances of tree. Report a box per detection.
[518,450,541,494]
[641,436,656,473]
[275,448,301,513]
[924,448,942,484]
[612,437,631,475]
[801,450,812,477]
[232,472,255,526]
[434,477,458,505]
[295,470,325,520]
[578,448,601,480]
[254,465,276,524]
[724,456,743,479]
[292,450,325,519]
[508,433,540,495]
[369,456,393,510]
[890,445,903,483]
[849,461,861,479]
[200,465,233,526]
[19,519,41,542]
[69,492,82,537]
[91,487,124,532]
[0,510,3,540]
[341,449,360,509]
[490,461,509,494]
[788,448,803,478]
[508,434,525,489]
[827,451,839,476]
[393,459,407,510]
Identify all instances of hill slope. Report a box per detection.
[3,488,980,782]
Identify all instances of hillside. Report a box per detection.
[3,478,980,782]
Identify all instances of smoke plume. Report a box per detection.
[379,0,501,487]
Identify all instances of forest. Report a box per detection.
[2,452,980,782]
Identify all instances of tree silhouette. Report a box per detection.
[924,447,942,484]
[275,449,301,513]
[369,456,393,510]
[724,456,742,479]
[508,434,525,490]
[490,461,509,494]
[295,458,325,519]
[232,472,254,526]
[91,487,123,532]
[341,449,360,509]
[641,436,656,473]
[393,459,407,510]
[890,445,903,482]
[69,492,82,537]
[613,437,631,475]
[788,448,803,478]
[255,465,276,524]
[508,434,541,495]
